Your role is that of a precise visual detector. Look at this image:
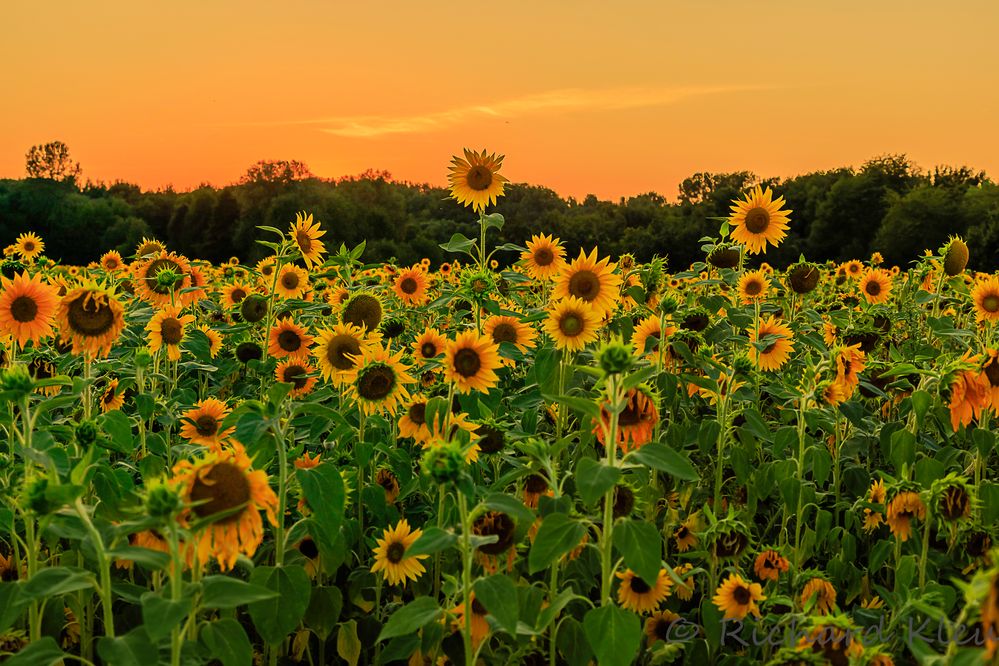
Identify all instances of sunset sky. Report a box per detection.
[4,1,998,200]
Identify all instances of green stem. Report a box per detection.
[918,503,933,590]
[74,498,114,638]
[599,375,622,605]
[274,407,289,567]
[457,490,474,666]
[793,396,809,570]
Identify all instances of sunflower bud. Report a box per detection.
[74,419,99,449]
[0,365,34,401]
[658,295,680,315]
[380,317,406,340]
[598,339,634,376]
[707,245,741,269]
[732,355,755,378]
[240,294,268,323]
[154,267,183,291]
[134,348,153,368]
[943,237,969,276]
[146,482,183,519]
[460,269,496,305]
[421,441,465,485]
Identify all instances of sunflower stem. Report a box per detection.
[793,395,809,570]
[457,489,474,666]
[918,501,933,591]
[599,374,622,606]
[274,404,289,567]
[74,497,114,638]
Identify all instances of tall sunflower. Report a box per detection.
[858,268,892,305]
[267,318,313,360]
[172,443,278,571]
[345,346,415,415]
[616,569,672,613]
[180,398,234,450]
[728,185,791,255]
[146,305,195,361]
[444,330,501,394]
[370,519,428,586]
[412,327,447,362]
[289,212,326,269]
[544,296,601,352]
[274,265,309,300]
[56,284,126,357]
[712,573,765,620]
[553,248,623,317]
[447,149,508,212]
[313,323,376,385]
[14,232,44,263]
[748,316,795,372]
[393,266,430,306]
[0,272,59,348]
[971,276,999,324]
[521,234,565,280]
[737,270,770,304]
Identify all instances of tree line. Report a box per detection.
[3,143,998,271]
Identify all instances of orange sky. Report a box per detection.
[3,1,998,200]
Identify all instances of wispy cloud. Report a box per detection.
[265,85,767,138]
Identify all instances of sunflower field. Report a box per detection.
[2,148,999,666]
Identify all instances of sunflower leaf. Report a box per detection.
[582,605,641,666]
[377,596,442,642]
[613,519,663,584]
[528,513,585,574]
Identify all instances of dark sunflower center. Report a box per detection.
[195,415,219,437]
[230,288,247,303]
[328,335,360,370]
[865,280,882,296]
[744,207,770,234]
[744,280,762,296]
[189,461,251,524]
[296,230,312,253]
[298,537,319,559]
[733,585,751,605]
[653,618,672,641]
[763,341,778,355]
[400,277,418,294]
[524,474,548,494]
[466,165,493,191]
[559,312,584,336]
[386,541,406,563]
[534,248,554,266]
[10,296,38,323]
[68,294,115,336]
[420,341,438,358]
[407,402,426,425]
[568,270,599,300]
[985,359,999,387]
[471,599,488,615]
[282,365,308,389]
[278,329,301,352]
[104,258,119,269]
[453,348,482,378]
[343,295,382,331]
[676,526,689,539]
[281,272,300,290]
[358,366,395,400]
[102,387,116,404]
[983,295,999,313]
[618,401,643,426]
[145,259,183,294]
[23,241,35,252]
[491,323,518,344]
[160,318,183,345]
[473,511,516,555]
[630,576,651,594]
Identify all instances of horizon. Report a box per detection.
[4,1,998,200]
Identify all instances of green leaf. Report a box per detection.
[528,513,586,574]
[297,463,346,559]
[4,636,65,665]
[304,586,342,640]
[439,232,477,255]
[107,546,169,571]
[405,526,458,557]
[99,410,133,453]
[480,492,535,528]
[612,519,662,584]
[981,483,999,525]
[201,575,278,609]
[337,620,361,666]
[377,597,442,642]
[626,443,698,481]
[140,591,192,642]
[582,605,641,666]
[97,627,157,666]
[247,565,312,645]
[21,566,94,601]
[0,583,27,633]
[910,390,931,424]
[575,458,621,506]
[200,618,253,666]
[889,429,916,472]
[473,574,519,636]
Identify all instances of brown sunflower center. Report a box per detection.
[618,400,644,426]
[744,207,770,234]
[386,541,406,564]
[407,402,426,425]
[676,526,689,539]
[472,511,516,555]
[343,295,382,331]
[327,335,360,370]
[733,585,751,605]
[453,348,482,378]
[68,293,116,336]
[298,537,319,559]
[491,323,518,344]
[282,364,308,388]
[230,288,247,303]
[559,312,583,337]
[983,295,999,313]
[653,618,672,641]
[189,461,251,524]
[420,341,438,358]
[104,258,119,270]
[865,280,882,296]
[568,270,599,300]
[281,271,300,291]
[534,247,554,267]
[471,599,488,615]
[358,366,395,400]
[296,230,312,254]
[23,241,36,252]
[744,280,762,296]
[985,359,999,387]
[400,277,418,295]
[195,415,219,437]
[160,318,183,345]
[629,576,651,594]
[524,474,548,494]
[278,329,302,352]
[466,165,493,191]
[10,296,39,323]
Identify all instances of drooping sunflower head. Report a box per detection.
[728,186,791,255]
[753,549,789,582]
[289,211,327,270]
[707,243,742,269]
[787,262,821,295]
[346,346,415,416]
[472,511,517,557]
[341,292,383,332]
[885,490,926,542]
[942,236,969,276]
[56,283,126,358]
[447,148,508,212]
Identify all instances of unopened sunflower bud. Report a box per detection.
[146,483,183,519]
[134,348,153,368]
[74,419,99,448]
[598,340,634,376]
[421,441,465,485]
[1,365,34,400]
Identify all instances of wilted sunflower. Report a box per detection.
[393,266,430,306]
[593,386,658,453]
[341,292,383,331]
[749,316,795,371]
[98,378,124,413]
[172,443,278,571]
[346,346,415,415]
[521,233,565,280]
[483,315,537,355]
[450,594,491,649]
[737,269,770,304]
[146,305,195,362]
[313,323,375,385]
[713,573,765,620]
[886,490,925,542]
[267,318,313,360]
[221,282,253,309]
[862,479,886,532]
[800,577,837,614]
[196,324,223,359]
[447,148,508,212]
[57,284,126,357]
[274,264,308,299]
[99,250,125,273]
[275,359,318,398]
[412,327,447,362]
[444,330,501,394]
[753,549,789,582]
[949,353,991,431]
[180,398,234,450]
[728,186,791,255]
[545,296,601,352]
[289,212,326,269]
[553,248,623,317]
[617,569,672,614]
[0,271,59,348]
[371,519,427,586]
[132,251,192,306]
[858,268,892,305]
[971,276,999,324]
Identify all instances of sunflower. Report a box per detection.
[983,571,999,659]
[313,323,376,385]
[14,233,44,262]
[728,186,791,255]
[370,519,428,586]
[858,268,892,305]
[472,511,518,573]
[375,468,400,504]
[56,284,126,357]
[275,359,318,398]
[444,330,501,394]
[345,346,415,416]
[172,443,278,571]
[841,260,864,279]
[180,398,234,450]
[616,569,672,614]
[544,296,601,352]
[949,356,990,431]
[99,251,125,272]
[196,325,223,359]
[753,549,789,582]
[0,272,59,348]
[134,237,166,259]
[267,318,313,360]
[450,594,491,649]
[393,266,430,306]
[274,264,308,299]
[146,305,195,361]
[255,256,277,281]
[971,276,999,324]
[289,212,326,269]
[748,316,795,371]
[593,386,658,453]
[832,343,866,397]
[521,234,565,280]
[99,378,124,413]
[553,248,623,317]
[221,283,253,308]
[712,573,765,620]
[447,148,508,212]
[341,292,383,332]
[482,315,537,355]
[644,611,682,646]
[673,515,699,553]
[862,479,886,532]
[799,577,837,615]
[412,328,447,362]
[885,490,925,542]
[673,563,696,601]
[737,270,770,304]
[132,251,193,306]
[982,349,999,413]
[631,315,675,363]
